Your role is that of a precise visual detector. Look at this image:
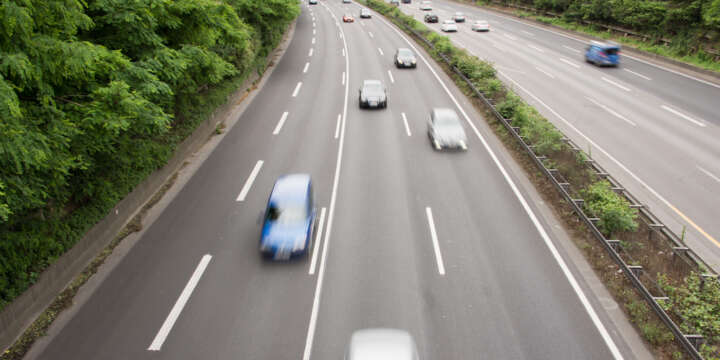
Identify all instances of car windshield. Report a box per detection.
[398,49,413,57]
[269,204,307,225]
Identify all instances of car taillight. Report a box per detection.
[599,52,607,58]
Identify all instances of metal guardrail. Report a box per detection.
[375,6,719,358]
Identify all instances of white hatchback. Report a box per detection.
[441,20,457,32]
[472,20,490,32]
[419,1,432,10]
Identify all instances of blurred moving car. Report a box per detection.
[585,41,620,67]
[343,0,351,3]
[309,0,317,4]
[423,13,438,23]
[345,329,420,360]
[471,20,490,32]
[394,48,417,68]
[427,108,467,150]
[360,8,371,18]
[343,13,355,22]
[390,0,400,6]
[402,0,411,3]
[452,12,466,22]
[260,174,316,260]
[359,80,387,109]
[419,1,432,10]
[440,20,457,32]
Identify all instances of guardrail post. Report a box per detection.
[606,239,620,251]
[685,334,704,351]
[628,265,643,277]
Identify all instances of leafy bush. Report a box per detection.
[659,273,720,348]
[581,180,639,236]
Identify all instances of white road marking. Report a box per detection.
[303,62,310,73]
[624,68,651,80]
[559,58,580,69]
[425,207,446,275]
[563,45,581,53]
[309,48,314,57]
[334,113,341,139]
[360,21,366,26]
[503,33,518,41]
[368,31,374,38]
[401,112,411,136]
[376,14,624,359]
[273,111,290,135]
[378,47,384,55]
[308,207,327,275]
[236,160,264,202]
[522,30,535,36]
[148,254,212,351]
[491,42,508,52]
[661,105,707,127]
[585,97,636,126]
[342,71,345,85]
[342,48,345,57]
[312,37,316,44]
[292,81,303,97]
[313,22,316,27]
[602,77,631,92]
[698,166,720,184]
[313,29,316,35]
[388,69,395,83]
[340,32,343,39]
[303,3,350,359]
[528,44,545,53]
[535,66,555,79]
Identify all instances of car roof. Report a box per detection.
[270,174,311,205]
[348,329,417,360]
[590,41,620,50]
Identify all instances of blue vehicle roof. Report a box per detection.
[590,41,620,50]
[270,174,311,206]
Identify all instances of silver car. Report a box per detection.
[359,80,387,109]
[427,108,467,150]
[345,328,419,360]
[472,20,490,32]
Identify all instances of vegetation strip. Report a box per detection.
[365,1,719,358]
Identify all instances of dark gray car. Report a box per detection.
[394,48,417,68]
[345,328,419,360]
[427,108,467,150]
[359,80,387,109]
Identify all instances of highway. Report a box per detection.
[27,1,642,359]
[396,0,720,272]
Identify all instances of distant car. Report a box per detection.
[360,8,371,18]
[346,329,420,360]
[390,0,400,5]
[471,20,490,32]
[424,13,438,23]
[309,0,317,4]
[452,12,466,22]
[343,13,355,22]
[585,41,620,67]
[359,80,387,109]
[394,48,417,68]
[401,0,411,3]
[343,0,351,3]
[428,108,467,150]
[440,20,457,32]
[260,174,316,260]
[419,1,432,10]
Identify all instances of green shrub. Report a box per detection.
[581,180,639,236]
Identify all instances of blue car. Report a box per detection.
[260,174,316,260]
[585,41,620,67]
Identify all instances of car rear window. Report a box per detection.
[604,48,619,55]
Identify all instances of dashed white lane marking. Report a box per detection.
[563,45,581,53]
[148,254,212,351]
[312,37,316,44]
[401,112,411,136]
[661,105,707,127]
[387,69,394,83]
[503,33,517,41]
[602,77,631,92]
[528,44,545,53]
[535,66,555,79]
[342,71,345,85]
[585,97,637,126]
[309,48,314,57]
[313,22,316,27]
[624,68,652,81]
[559,58,580,69]
[378,47,384,55]
[313,28,316,35]
[522,30,535,36]
[368,31,374,38]
[273,111,290,135]
[698,166,720,184]
[292,81,303,97]
[491,42,507,52]
[236,160,264,202]
[308,207,327,275]
[303,62,310,73]
[425,207,446,275]
[342,48,345,57]
[334,113,341,139]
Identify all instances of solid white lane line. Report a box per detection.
[585,97,636,126]
[522,30,535,36]
[308,207,327,275]
[303,62,310,73]
[303,3,350,359]
[528,44,545,53]
[375,14,624,359]
[698,166,720,184]
[309,48,314,57]
[563,45,581,53]
[334,113,341,139]
[503,33,518,41]
[312,37,316,44]
[401,112,411,136]
[378,47,384,55]
[273,111,289,135]
[368,31,374,38]
[148,254,212,351]
[425,207,446,275]
[559,58,580,69]
[535,66,555,79]
[602,77,631,92]
[624,68,651,80]
[236,160,264,202]
[342,71,345,85]
[388,69,395,83]
[292,82,303,97]
[661,105,707,127]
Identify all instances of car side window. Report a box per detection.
[267,205,280,221]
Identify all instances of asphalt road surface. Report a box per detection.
[397,0,720,272]
[28,1,644,359]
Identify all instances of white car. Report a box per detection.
[440,20,457,32]
[452,12,466,22]
[419,1,432,10]
[471,20,490,32]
